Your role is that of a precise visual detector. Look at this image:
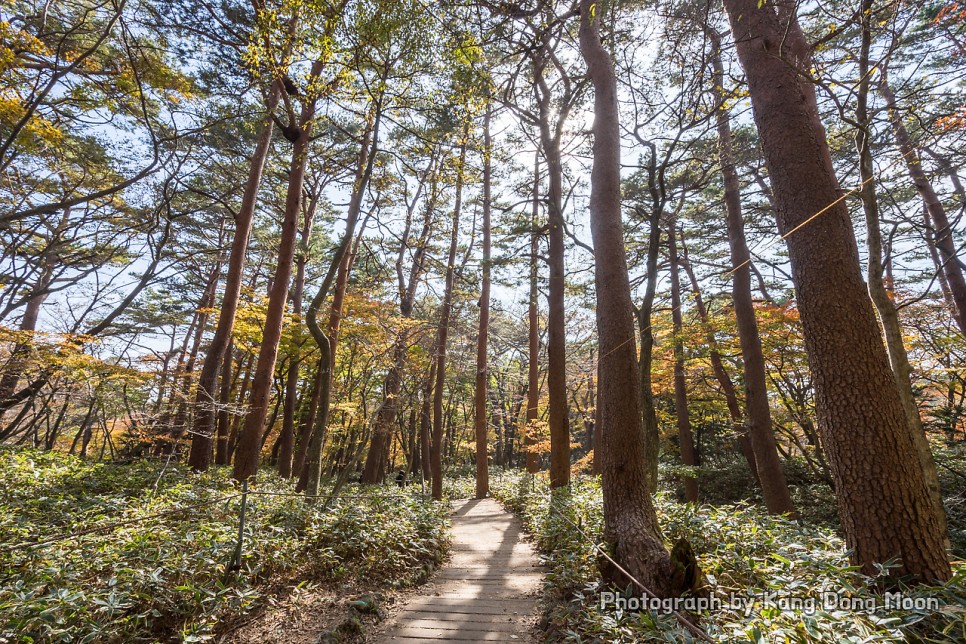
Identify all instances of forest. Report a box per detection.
[0,0,964,641]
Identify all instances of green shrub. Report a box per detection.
[0,448,449,642]
[493,472,966,643]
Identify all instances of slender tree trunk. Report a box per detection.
[278,191,318,478]
[525,153,541,475]
[420,360,435,483]
[677,244,759,484]
[854,8,946,541]
[879,70,966,336]
[708,31,796,515]
[214,339,234,466]
[304,102,382,496]
[668,225,699,503]
[188,81,282,471]
[474,106,492,499]
[431,127,469,500]
[234,82,321,481]
[578,0,679,596]
[723,0,949,581]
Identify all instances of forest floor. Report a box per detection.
[224,497,544,643]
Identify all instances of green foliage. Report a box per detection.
[0,448,448,642]
[492,473,966,643]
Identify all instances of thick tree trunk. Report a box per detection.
[474,106,492,499]
[188,81,281,471]
[668,226,699,503]
[723,0,950,581]
[578,0,678,596]
[708,31,796,515]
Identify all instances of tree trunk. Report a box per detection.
[578,0,678,596]
[474,106,492,499]
[233,82,320,481]
[188,81,282,471]
[854,7,946,541]
[525,153,541,475]
[677,243,760,484]
[668,225,699,503]
[431,127,469,500]
[278,190,318,478]
[723,0,949,581]
[214,339,234,466]
[879,70,966,336]
[708,30,796,515]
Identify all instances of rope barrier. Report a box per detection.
[543,491,714,642]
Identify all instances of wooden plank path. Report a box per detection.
[377,498,543,642]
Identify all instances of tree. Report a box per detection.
[721,0,950,581]
[577,0,680,596]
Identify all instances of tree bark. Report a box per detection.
[578,0,678,596]
[233,75,321,481]
[668,225,699,503]
[474,106,492,499]
[188,81,282,471]
[723,0,950,581]
[854,6,946,541]
[708,30,796,515]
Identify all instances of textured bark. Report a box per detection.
[879,71,966,336]
[474,106,492,499]
[854,9,946,541]
[233,76,321,481]
[668,226,699,503]
[723,0,950,581]
[188,81,281,471]
[431,128,469,500]
[578,0,677,595]
[277,191,318,478]
[708,31,796,515]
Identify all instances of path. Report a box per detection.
[377,498,543,642]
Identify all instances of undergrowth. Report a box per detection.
[493,473,966,643]
[0,448,449,643]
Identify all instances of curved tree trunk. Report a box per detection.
[879,70,966,336]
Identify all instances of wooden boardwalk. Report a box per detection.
[377,498,543,642]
